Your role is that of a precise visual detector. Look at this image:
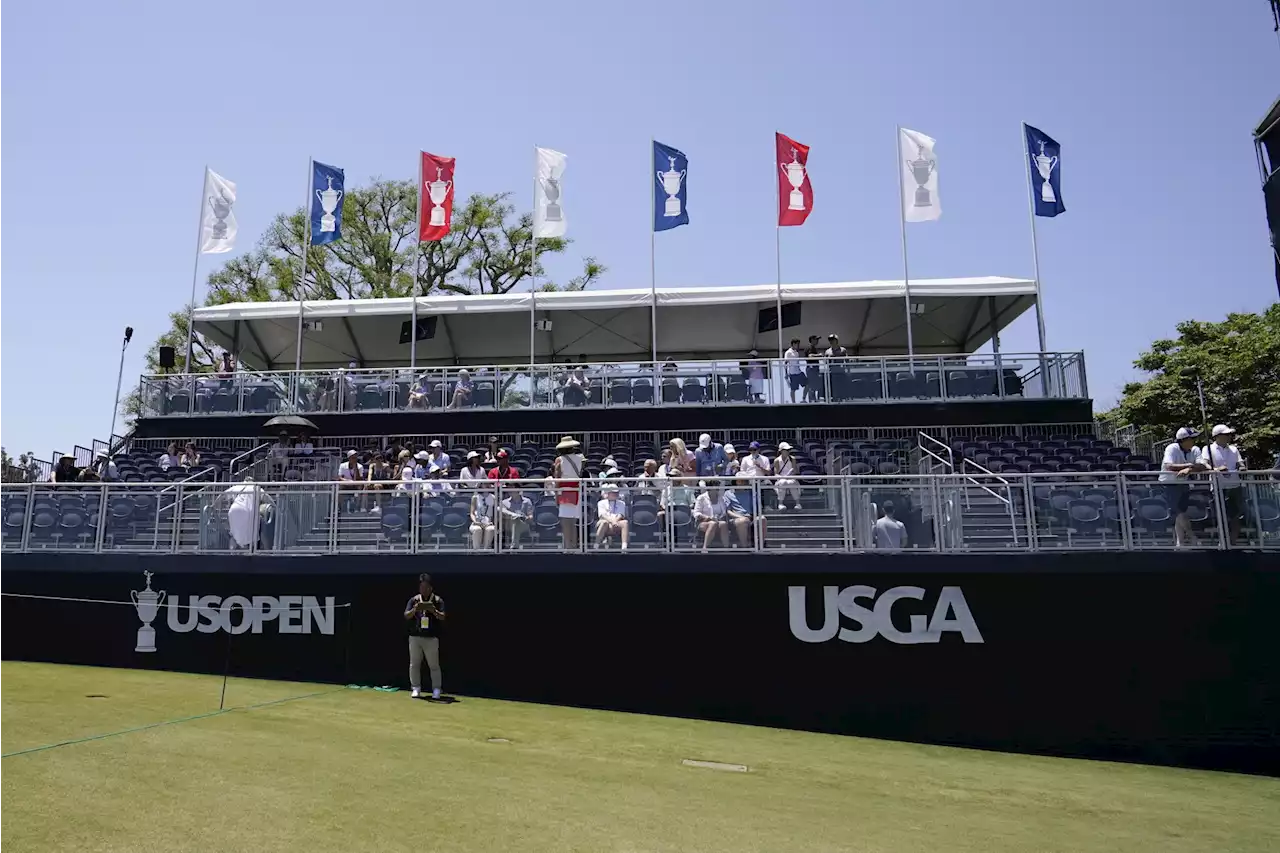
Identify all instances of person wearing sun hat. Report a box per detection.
[772,441,802,511]
[1204,424,1245,543]
[458,450,486,488]
[553,436,585,550]
[1160,427,1208,547]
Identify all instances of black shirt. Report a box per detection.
[406,593,445,637]
[804,345,822,367]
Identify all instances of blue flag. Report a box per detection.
[310,161,345,244]
[1025,125,1064,217]
[653,141,688,231]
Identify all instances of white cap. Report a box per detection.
[602,456,616,466]
[415,451,429,461]
[348,360,358,368]
[778,441,793,451]
[467,450,480,459]
[698,433,711,448]
[605,469,621,480]
[347,450,358,457]
[1175,427,1200,441]
[748,349,758,357]
[724,444,736,454]
[1212,424,1236,437]
[429,440,443,448]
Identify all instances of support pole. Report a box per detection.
[649,140,658,363]
[183,166,207,371]
[895,128,915,360]
[294,158,314,373]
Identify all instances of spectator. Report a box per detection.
[447,369,474,410]
[295,430,315,455]
[159,443,180,472]
[553,436,586,550]
[483,436,503,464]
[773,442,801,511]
[741,350,767,402]
[458,451,487,488]
[412,450,432,480]
[219,351,236,377]
[661,356,678,374]
[740,441,771,478]
[595,483,630,551]
[397,450,422,493]
[425,467,454,495]
[271,431,293,458]
[804,335,823,402]
[499,485,534,549]
[487,450,520,481]
[724,472,756,547]
[723,444,740,476]
[667,438,697,506]
[694,433,727,477]
[1204,424,1245,544]
[635,458,667,518]
[338,450,365,511]
[180,442,201,470]
[426,440,450,475]
[562,365,588,406]
[469,487,496,549]
[873,501,908,550]
[598,456,618,479]
[223,477,269,550]
[824,334,849,400]
[364,451,393,513]
[404,573,445,699]
[1159,427,1207,547]
[784,338,807,403]
[408,373,433,409]
[693,480,731,551]
[94,451,119,482]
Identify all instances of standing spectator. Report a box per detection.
[594,483,630,551]
[426,440,451,475]
[562,365,588,406]
[667,438,697,507]
[458,451,487,488]
[804,335,824,402]
[742,350,766,403]
[499,486,534,549]
[469,486,496,550]
[1159,427,1207,547]
[773,441,801,511]
[693,480,731,551]
[338,450,365,511]
[447,369,474,410]
[553,436,585,550]
[94,451,119,482]
[404,574,445,699]
[873,501,909,550]
[723,444,740,475]
[159,442,180,472]
[661,357,678,374]
[1204,424,1246,544]
[180,442,202,470]
[724,472,756,547]
[219,351,236,377]
[740,441,771,478]
[223,477,269,550]
[487,450,520,482]
[694,433,727,477]
[784,338,806,403]
[824,334,849,401]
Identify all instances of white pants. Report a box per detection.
[470,521,495,549]
[408,635,441,691]
[775,478,800,504]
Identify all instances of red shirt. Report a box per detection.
[487,465,520,480]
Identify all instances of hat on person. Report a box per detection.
[348,360,358,369]
[748,349,758,357]
[698,433,712,448]
[59,451,74,460]
[778,441,793,451]
[414,450,429,461]
[347,450,358,457]
[604,468,621,479]
[724,444,736,455]
[497,449,509,459]
[1212,424,1236,437]
[429,440,443,448]
[604,481,620,493]
[602,456,616,467]
[466,450,480,460]
[556,436,581,451]
[1175,427,1200,441]
[749,441,761,450]
[828,333,839,339]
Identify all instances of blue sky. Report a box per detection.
[2,0,1277,458]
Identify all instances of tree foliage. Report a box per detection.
[1100,304,1280,466]
[1,448,46,483]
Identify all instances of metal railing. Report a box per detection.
[136,352,1089,418]
[3,470,1276,556]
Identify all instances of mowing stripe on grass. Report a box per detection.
[2,687,346,759]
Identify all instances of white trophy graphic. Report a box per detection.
[208,190,233,240]
[542,177,563,222]
[426,166,453,227]
[656,156,686,217]
[131,570,166,653]
[907,142,936,208]
[315,175,343,233]
[1033,139,1059,204]
[781,148,807,211]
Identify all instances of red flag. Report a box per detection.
[776,132,813,226]
[419,151,456,241]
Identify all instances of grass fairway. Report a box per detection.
[2,662,1277,852]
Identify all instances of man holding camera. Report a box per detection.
[404,573,446,699]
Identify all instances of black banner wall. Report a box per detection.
[3,552,1277,775]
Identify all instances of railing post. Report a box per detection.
[1117,472,1135,549]
[94,483,108,553]
[330,481,339,552]
[1210,472,1228,551]
[169,483,183,553]
[20,483,35,552]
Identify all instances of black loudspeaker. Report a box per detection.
[399,316,438,344]
[158,346,176,369]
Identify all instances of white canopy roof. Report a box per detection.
[192,276,1035,369]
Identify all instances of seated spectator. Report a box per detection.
[426,440,451,475]
[397,450,421,492]
[425,467,454,495]
[598,457,618,479]
[338,450,365,510]
[180,442,202,470]
[295,430,315,455]
[666,439,696,507]
[784,338,806,403]
[408,373,432,409]
[94,451,119,482]
[740,442,771,478]
[773,442,801,511]
[271,431,293,458]
[458,451,486,487]
[723,444,740,475]
[159,442,180,472]
[873,501,908,550]
[724,472,756,547]
[1160,427,1207,547]
[469,488,496,549]
[412,450,432,481]
[487,450,520,481]
[364,451,394,513]
[78,465,102,483]
[483,436,503,464]
[499,485,534,549]
[694,433,727,477]
[1204,424,1245,544]
[635,458,666,511]
[595,483,629,551]
[447,369,474,410]
[693,480,731,551]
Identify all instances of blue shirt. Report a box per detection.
[694,444,727,476]
[726,488,755,516]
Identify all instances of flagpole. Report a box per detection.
[183,165,208,372]
[294,158,313,373]
[774,152,784,360]
[1021,121,1048,355]
[530,145,538,367]
[649,139,657,363]
[895,127,915,360]
[411,152,422,370]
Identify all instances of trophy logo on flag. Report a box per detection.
[427,167,453,227]
[131,570,166,653]
[1033,139,1059,204]
[657,156,686,217]
[907,142,936,208]
[315,175,343,233]
[542,176,563,222]
[208,188,234,240]
[782,148,807,211]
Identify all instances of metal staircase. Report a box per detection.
[917,431,1028,551]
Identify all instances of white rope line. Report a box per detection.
[0,592,353,610]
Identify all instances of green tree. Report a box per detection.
[1,448,46,483]
[1100,304,1280,467]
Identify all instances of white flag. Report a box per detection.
[533,147,568,238]
[200,169,238,253]
[900,128,940,223]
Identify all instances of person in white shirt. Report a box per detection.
[498,486,534,549]
[426,440,450,475]
[1160,427,1207,547]
[338,450,365,511]
[158,442,179,472]
[873,501,909,550]
[723,444,740,476]
[396,451,420,493]
[635,458,668,517]
[295,431,315,455]
[271,431,293,458]
[223,478,270,549]
[740,442,771,479]
[693,481,731,551]
[458,451,487,488]
[773,442,802,511]
[594,485,629,551]
[784,337,807,403]
[469,488,496,550]
[1204,424,1246,544]
[94,451,119,482]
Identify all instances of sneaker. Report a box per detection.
[620,543,628,552]
[410,687,421,698]
[777,504,785,511]
[793,504,802,511]
[431,688,441,700]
